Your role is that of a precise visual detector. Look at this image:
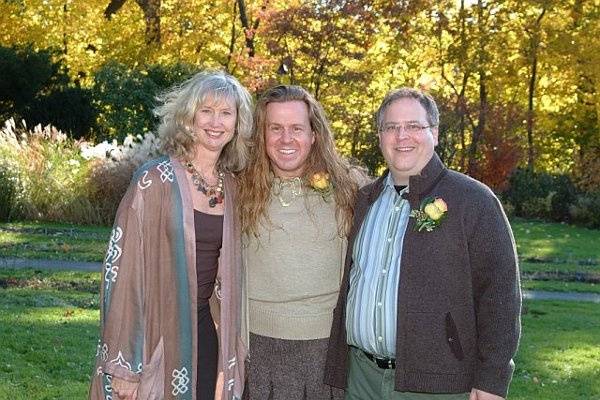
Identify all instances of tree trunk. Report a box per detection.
[136,0,161,45]
[467,0,488,175]
[226,0,239,71]
[104,0,127,19]
[237,0,266,57]
[458,0,468,171]
[526,5,547,172]
[105,0,161,45]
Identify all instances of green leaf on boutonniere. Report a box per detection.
[409,196,448,232]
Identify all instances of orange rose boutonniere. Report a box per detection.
[409,197,448,232]
[309,172,333,200]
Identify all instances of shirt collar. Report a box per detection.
[384,173,408,196]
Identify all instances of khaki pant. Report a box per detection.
[345,347,469,400]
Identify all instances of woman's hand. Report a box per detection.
[469,388,504,400]
[111,376,139,400]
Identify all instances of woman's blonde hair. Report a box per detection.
[155,70,253,172]
[239,85,358,237]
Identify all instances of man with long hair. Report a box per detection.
[238,85,360,399]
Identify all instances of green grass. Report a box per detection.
[0,270,100,399]
[0,221,110,262]
[0,269,599,399]
[511,219,599,293]
[0,268,101,308]
[520,261,598,274]
[2,218,599,293]
[510,300,600,400]
[0,268,101,289]
[522,280,600,294]
[512,218,599,262]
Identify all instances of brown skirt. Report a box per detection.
[246,333,345,400]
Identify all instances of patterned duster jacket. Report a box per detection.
[89,156,248,400]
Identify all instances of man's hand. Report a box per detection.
[469,388,504,400]
[111,376,139,400]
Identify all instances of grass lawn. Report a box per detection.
[512,218,600,261]
[511,300,600,399]
[522,280,600,294]
[511,218,599,293]
[0,268,599,398]
[0,221,110,262]
[0,269,100,399]
[0,217,599,398]
[6,218,600,293]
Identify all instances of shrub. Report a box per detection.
[0,117,161,225]
[0,45,68,119]
[146,63,195,90]
[0,119,25,221]
[504,168,578,222]
[92,62,194,142]
[0,45,99,139]
[83,133,161,224]
[569,192,600,229]
[499,198,515,219]
[520,196,551,220]
[24,87,97,140]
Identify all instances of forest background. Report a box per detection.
[1,2,600,398]
[0,0,599,226]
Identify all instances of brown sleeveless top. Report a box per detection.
[194,209,223,304]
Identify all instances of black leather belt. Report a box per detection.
[362,350,396,369]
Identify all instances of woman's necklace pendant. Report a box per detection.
[186,162,225,208]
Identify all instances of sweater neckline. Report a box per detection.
[271,176,305,207]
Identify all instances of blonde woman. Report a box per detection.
[238,85,360,400]
[89,71,253,400]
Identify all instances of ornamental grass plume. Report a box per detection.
[85,133,160,224]
[0,118,97,223]
[0,118,160,225]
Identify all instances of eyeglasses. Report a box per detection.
[380,123,433,136]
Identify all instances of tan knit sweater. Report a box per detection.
[245,186,345,340]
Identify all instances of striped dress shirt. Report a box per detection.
[346,174,411,358]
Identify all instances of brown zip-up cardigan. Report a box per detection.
[325,154,521,398]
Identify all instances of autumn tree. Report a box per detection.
[1,0,598,187]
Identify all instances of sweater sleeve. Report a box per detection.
[94,178,146,391]
[468,191,522,398]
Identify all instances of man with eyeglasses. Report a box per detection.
[325,88,521,400]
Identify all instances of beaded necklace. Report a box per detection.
[185,162,224,207]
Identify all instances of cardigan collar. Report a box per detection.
[369,153,448,209]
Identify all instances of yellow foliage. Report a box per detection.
[0,0,598,177]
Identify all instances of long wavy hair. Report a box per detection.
[154,70,254,172]
[239,85,358,237]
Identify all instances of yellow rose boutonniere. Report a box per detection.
[409,196,448,232]
[309,172,333,200]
